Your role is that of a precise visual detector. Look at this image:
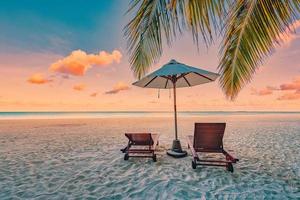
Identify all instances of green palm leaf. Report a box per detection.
[124,0,226,79]
[219,0,300,100]
[125,0,300,99]
[173,0,227,45]
[124,0,176,79]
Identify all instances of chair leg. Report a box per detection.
[120,147,127,153]
[192,158,197,169]
[152,153,157,162]
[124,142,131,161]
[121,143,132,153]
[226,162,234,172]
[124,153,129,160]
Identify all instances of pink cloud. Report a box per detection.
[49,49,122,76]
[251,87,273,96]
[27,73,52,84]
[278,91,300,100]
[90,92,98,97]
[273,76,300,100]
[252,76,300,100]
[254,77,300,99]
[73,83,86,91]
[62,75,70,79]
[105,82,130,94]
[279,77,300,90]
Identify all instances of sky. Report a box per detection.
[1,0,300,111]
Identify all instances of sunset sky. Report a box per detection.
[1,0,300,111]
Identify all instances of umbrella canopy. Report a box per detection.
[133,59,219,88]
[133,59,219,157]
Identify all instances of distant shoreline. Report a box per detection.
[1,111,300,120]
[1,111,300,113]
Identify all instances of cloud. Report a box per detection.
[253,77,300,99]
[251,86,274,96]
[276,77,300,100]
[251,76,300,100]
[277,91,300,100]
[73,83,86,91]
[279,77,300,90]
[105,82,130,94]
[62,75,70,79]
[27,73,52,84]
[49,49,122,76]
[253,76,300,100]
[90,92,98,97]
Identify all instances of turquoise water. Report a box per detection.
[1,111,300,119]
[0,114,299,199]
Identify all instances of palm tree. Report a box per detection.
[124,0,300,100]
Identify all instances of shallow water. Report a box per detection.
[0,114,299,199]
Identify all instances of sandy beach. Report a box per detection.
[0,114,299,199]
[2,0,300,199]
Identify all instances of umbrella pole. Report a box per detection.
[173,82,178,140]
[166,80,187,158]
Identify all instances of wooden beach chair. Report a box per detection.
[122,133,159,162]
[187,123,239,172]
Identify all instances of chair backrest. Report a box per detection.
[193,123,225,150]
[125,133,153,145]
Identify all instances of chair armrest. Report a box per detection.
[187,136,199,160]
[151,134,159,150]
[223,150,239,162]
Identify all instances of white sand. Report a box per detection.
[0,115,299,199]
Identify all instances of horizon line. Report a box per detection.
[1,110,300,113]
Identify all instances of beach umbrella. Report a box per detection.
[133,59,219,158]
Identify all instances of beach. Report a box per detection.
[0,113,299,199]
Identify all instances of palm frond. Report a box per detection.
[124,0,178,79]
[124,0,227,79]
[219,0,300,100]
[174,0,228,46]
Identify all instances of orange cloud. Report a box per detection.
[27,73,52,84]
[105,82,130,94]
[278,91,300,100]
[251,87,273,96]
[49,49,122,76]
[254,76,300,100]
[269,76,300,100]
[62,75,70,79]
[280,77,300,90]
[90,92,97,97]
[73,83,86,91]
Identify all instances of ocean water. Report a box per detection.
[0,113,299,199]
[1,111,300,120]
